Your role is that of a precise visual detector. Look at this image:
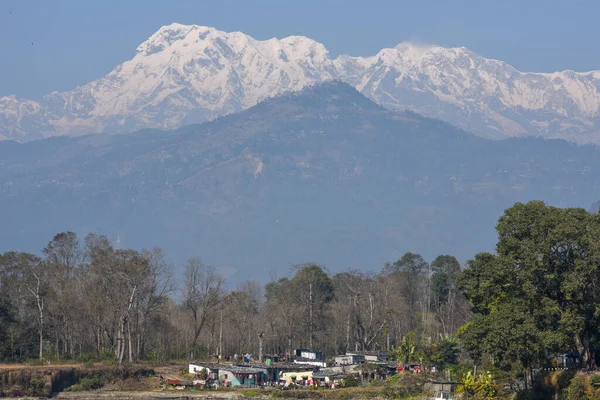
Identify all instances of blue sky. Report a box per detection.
[0,0,597,99]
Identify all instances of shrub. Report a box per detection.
[382,373,427,399]
[342,376,360,388]
[566,376,587,400]
[70,376,105,391]
[27,377,46,395]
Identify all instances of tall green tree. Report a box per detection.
[290,263,334,349]
[387,252,429,333]
[459,201,600,383]
[431,255,461,305]
[431,255,462,335]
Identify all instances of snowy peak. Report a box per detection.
[135,23,205,54]
[1,26,600,143]
[135,23,254,57]
[393,42,467,63]
[135,23,329,64]
[335,41,600,141]
[0,24,339,140]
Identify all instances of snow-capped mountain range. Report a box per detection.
[2,23,600,143]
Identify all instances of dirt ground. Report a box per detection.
[56,391,248,399]
[0,363,82,370]
[0,363,267,399]
[0,363,186,372]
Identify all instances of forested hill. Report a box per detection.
[2,81,600,282]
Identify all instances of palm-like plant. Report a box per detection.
[455,371,499,399]
[398,332,417,364]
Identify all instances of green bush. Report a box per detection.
[387,374,404,385]
[382,373,427,399]
[70,376,105,391]
[566,376,587,400]
[342,376,360,387]
[27,377,46,395]
[590,375,600,387]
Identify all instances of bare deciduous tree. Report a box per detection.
[183,258,223,360]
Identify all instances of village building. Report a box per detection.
[334,354,365,365]
[218,365,267,387]
[189,361,319,386]
[279,369,314,384]
[243,361,317,383]
[312,369,348,386]
[189,362,219,375]
[188,349,394,388]
[188,363,267,387]
[345,350,390,362]
[293,348,327,367]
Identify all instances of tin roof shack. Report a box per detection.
[294,349,327,367]
[296,349,322,360]
[219,365,267,387]
[237,362,317,384]
[346,350,390,362]
[189,363,221,375]
[354,361,399,381]
[188,363,268,387]
[334,354,365,365]
[312,369,348,385]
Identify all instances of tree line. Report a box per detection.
[0,233,470,364]
[459,201,600,389]
[2,200,600,387]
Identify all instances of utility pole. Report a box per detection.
[258,332,264,362]
[309,282,313,349]
[219,309,223,363]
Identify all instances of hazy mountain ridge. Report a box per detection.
[1,24,600,142]
[2,82,600,281]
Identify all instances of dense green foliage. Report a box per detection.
[68,377,105,392]
[460,201,600,389]
[565,376,587,400]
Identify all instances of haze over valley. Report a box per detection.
[2,82,599,283]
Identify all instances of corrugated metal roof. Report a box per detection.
[191,361,317,372]
[220,366,267,374]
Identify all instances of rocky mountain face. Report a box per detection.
[2,82,600,281]
[1,23,600,143]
